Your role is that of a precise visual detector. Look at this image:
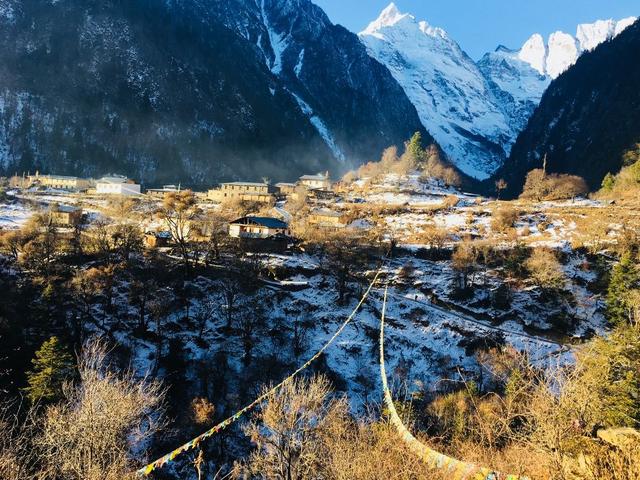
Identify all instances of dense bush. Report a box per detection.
[520,169,589,201]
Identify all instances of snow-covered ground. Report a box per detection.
[338,173,615,251]
[115,265,573,417]
[5,174,611,416]
[0,199,34,229]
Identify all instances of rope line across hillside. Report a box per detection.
[378,286,527,480]
[136,265,386,476]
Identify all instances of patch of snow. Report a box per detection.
[0,1,15,24]
[289,91,346,163]
[0,199,34,230]
[260,0,289,75]
[294,48,304,77]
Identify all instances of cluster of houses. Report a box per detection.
[206,172,332,204]
[18,170,349,252]
[26,172,141,196]
[24,171,332,202]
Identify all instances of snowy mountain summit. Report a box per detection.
[359,3,636,180]
[518,17,637,78]
[359,3,542,180]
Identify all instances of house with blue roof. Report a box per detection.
[228,216,290,239]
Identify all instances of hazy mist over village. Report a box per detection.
[0,1,639,479]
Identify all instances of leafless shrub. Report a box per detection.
[491,206,520,233]
[0,403,38,480]
[525,249,565,290]
[35,339,166,480]
[238,375,342,479]
[235,375,442,480]
[520,169,588,201]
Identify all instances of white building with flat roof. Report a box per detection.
[96,175,141,196]
[299,172,331,190]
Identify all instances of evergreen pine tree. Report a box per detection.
[24,336,74,404]
[574,324,640,428]
[600,172,616,192]
[606,253,640,326]
[406,131,424,162]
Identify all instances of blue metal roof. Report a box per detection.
[231,216,288,228]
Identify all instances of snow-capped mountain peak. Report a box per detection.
[613,17,638,36]
[517,33,547,75]
[360,6,636,179]
[546,31,579,79]
[362,3,409,35]
[517,17,637,78]
[577,17,637,51]
[359,4,543,180]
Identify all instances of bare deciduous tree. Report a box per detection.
[452,240,479,289]
[35,340,166,480]
[0,404,37,480]
[239,375,344,480]
[159,190,201,274]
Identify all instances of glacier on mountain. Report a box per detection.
[359,3,636,179]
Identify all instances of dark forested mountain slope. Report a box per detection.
[493,19,640,197]
[0,0,429,185]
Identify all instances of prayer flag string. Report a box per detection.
[378,286,528,480]
[136,265,386,476]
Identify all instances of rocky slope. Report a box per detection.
[359,3,636,181]
[495,19,640,196]
[0,0,428,185]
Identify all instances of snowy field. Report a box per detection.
[0,200,34,230]
[4,174,610,412]
[113,257,580,416]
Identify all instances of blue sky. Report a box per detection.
[313,0,638,59]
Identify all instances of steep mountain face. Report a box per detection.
[495,20,640,196]
[208,0,431,167]
[359,4,548,180]
[359,4,509,180]
[359,3,636,181]
[0,0,428,185]
[476,46,550,155]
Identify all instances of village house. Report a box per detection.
[299,172,331,191]
[228,216,289,239]
[146,185,180,198]
[307,188,336,201]
[275,182,297,197]
[207,182,275,203]
[28,173,91,191]
[96,175,141,196]
[308,208,345,230]
[144,231,172,248]
[49,204,83,226]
